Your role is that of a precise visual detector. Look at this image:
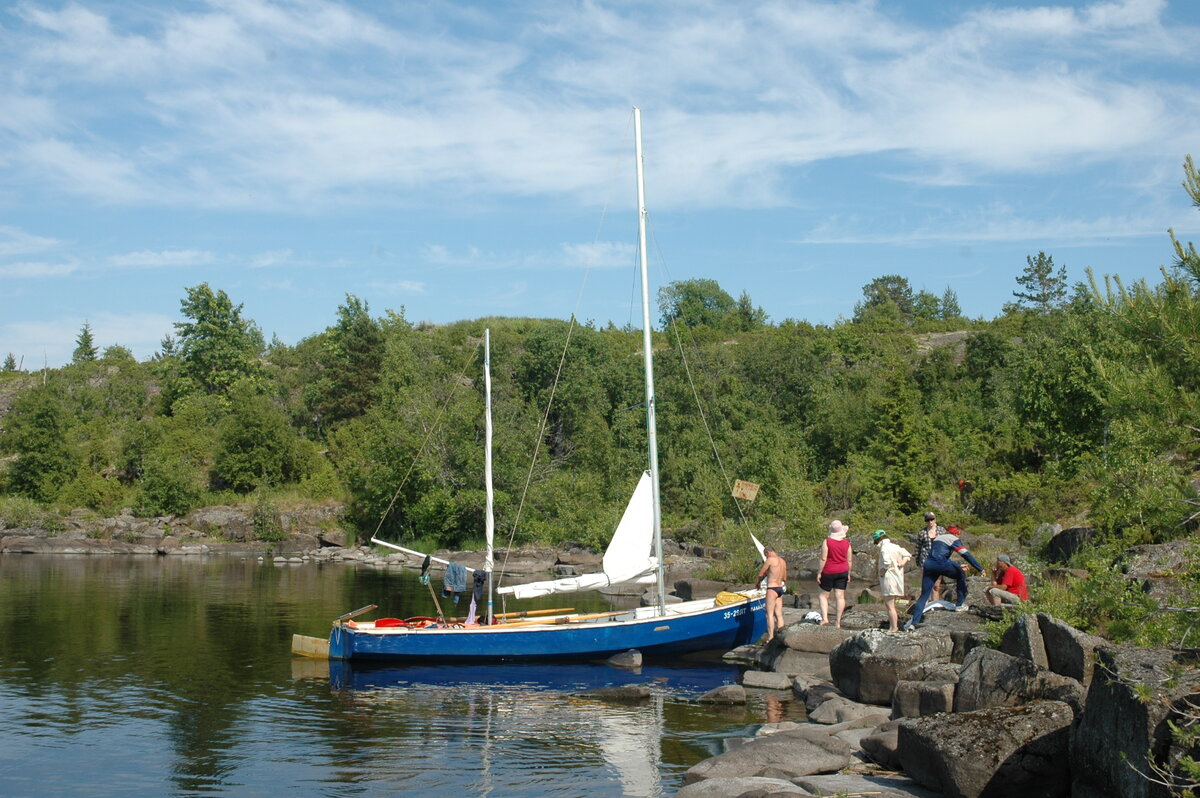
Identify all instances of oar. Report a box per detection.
[421,555,448,624]
[499,610,630,628]
[439,607,575,624]
[334,604,378,624]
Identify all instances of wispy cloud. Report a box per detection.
[3,0,1194,209]
[0,225,60,256]
[0,259,78,278]
[108,249,217,268]
[369,279,427,295]
[248,248,293,269]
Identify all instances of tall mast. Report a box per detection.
[633,107,667,613]
[484,328,495,625]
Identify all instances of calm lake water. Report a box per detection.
[0,555,803,797]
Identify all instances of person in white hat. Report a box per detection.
[817,520,853,627]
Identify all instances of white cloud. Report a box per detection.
[3,0,1195,210]
[248,249,293,269]
[0,259,78,278]
[560,241,634,270]
[370,279,427,295]
[0,225,59,256]
[108,249,217,268]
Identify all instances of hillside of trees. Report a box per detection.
[3,159,1199,558]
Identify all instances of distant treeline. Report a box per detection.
[3,159,1199,556]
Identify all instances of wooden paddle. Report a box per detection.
[497,610,631,628]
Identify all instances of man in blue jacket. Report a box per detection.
[903,528,985,630]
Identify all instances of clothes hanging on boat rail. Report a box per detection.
[443,561,469,603]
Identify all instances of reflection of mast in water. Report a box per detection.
[595,694,663,798]
[471,689,495,798]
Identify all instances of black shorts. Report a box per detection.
[819,571,849,591]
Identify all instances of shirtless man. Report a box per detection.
[756,546,788,643]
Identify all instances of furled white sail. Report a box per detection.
[497,471,659,599]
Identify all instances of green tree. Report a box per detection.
[313,294,385,429]
[1011,251,1068,314]
[1,386,76,502]
[2,353,15,371]
[72,322,98,364]
[733,291,768,332]
[941,287,962,320]
[913,290,941,322]
[173,284,264,399]
[212,382,300,493]
[658,279,736,330]
[854,275,915,325]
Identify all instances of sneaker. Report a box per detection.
[901,621,915,631]
[954,604,968,613]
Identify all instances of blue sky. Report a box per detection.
[3,0,1199,367]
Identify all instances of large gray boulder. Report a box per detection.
[681,726,851,784]
[1044,526,1094,563]
[954,647,1085,713]
[1070,645,1200,798]
[899,700,1074,798]
[830,629,954,705]
[998,614,1048,669]
[892,679,956,719]
[1036,613,1105,687]
[861,718,904,769]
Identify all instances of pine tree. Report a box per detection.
[1013,252,1068,313]
[72,322,98,364]
[2,353,15,371]
[941,287,962,319]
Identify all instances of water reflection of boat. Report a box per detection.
[321,109,766,663]
[328,659,742,797]
[327,658,743,695]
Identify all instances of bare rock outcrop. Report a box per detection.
[829,628,954,705]
[899,700,1074,798]
[1070,645,1200,798]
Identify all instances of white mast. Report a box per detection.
[484,328,495,625]
[633,107,667,613]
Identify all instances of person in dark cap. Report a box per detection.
[985,554,1028,605]
[903,526,985,630]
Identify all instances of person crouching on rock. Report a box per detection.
[903,527,985,631]
[985,554,1028,606]
[817,520,853,628]
[756,546,788,643]
[872,529,911,632]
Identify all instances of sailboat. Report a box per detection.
[323,108,766,662]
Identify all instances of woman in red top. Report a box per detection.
[817,520,853,627]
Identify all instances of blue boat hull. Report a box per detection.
[329,595,766,662]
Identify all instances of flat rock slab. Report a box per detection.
[778,624,856,653]
[796,773,946,798]
[675,776,813,797]
[742,670,794,690]
[682,727,851,784]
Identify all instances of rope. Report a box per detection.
[648,224,755,530]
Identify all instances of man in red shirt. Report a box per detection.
[985,555,1028,605]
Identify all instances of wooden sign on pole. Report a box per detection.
[732,480,760,502]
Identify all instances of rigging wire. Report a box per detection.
[647,222,757,531]
[494,110,635,590]
[370,338,485,542]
